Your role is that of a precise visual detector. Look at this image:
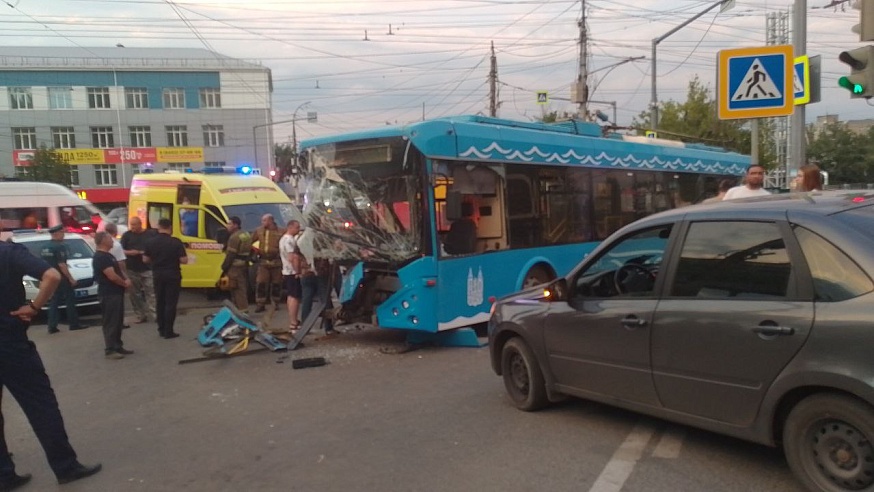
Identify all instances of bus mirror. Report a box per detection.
[446,191,462,221]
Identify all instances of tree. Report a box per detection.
[633,76,775,168]
[273,143,296,181]
[21,146,72,187]
[808,122,871,185]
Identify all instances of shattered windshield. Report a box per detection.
[303,136,424,263]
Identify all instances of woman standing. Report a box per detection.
[795,164,823,192]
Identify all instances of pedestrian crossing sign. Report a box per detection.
[536,91,548,105]
[717,45,794,120]
[793,55,810,105]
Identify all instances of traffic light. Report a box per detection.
[853,0,874,42]
[838,46,874,97]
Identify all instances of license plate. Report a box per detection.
[75,289,88,298]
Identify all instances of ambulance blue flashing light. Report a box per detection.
[200,166,260,175]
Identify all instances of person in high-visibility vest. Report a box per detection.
[221,216,253,312]
[251,214,283,313]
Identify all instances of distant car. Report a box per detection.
[11,231,99,310]
[105,207,128,227]
[488,190,874,492]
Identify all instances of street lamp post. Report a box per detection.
[252,101,311,175]
[650,0,731,132]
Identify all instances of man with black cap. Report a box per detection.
[143,218,188,339]
[40,225,88,334]
[0,238,102,489]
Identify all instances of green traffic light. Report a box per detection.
[839,76,865,95]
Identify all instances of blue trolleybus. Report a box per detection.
[299,115,749,345]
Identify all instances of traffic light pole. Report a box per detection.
[789,0,807,177]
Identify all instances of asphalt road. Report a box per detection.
[3,291,806,491]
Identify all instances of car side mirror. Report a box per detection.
[544,278,568,302]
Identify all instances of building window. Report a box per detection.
[51,127,76,149]
[202,125,224,147]
[199,88,221,108]
[165,163,189,172]
[69,165,80,186]
[87,87,111,109]
[94,164,118,186]
[204,161,225,168]
[125,88,149,109]
[129,126,152,147]
[166,126,188,147]
[91,126,115,148]
[9,87,33,110]
[163,88,185,109]
[48,87,73,109]
[12,127,36,150]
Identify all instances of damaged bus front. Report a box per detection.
[302,133,439,334]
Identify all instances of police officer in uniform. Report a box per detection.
[41,225,88,334]
[251,214,283,313]
[0,241,102,489]
[221,216,252,312]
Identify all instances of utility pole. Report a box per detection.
[489,41,497,117]
[577,0,589,119]
[789,0,807,177]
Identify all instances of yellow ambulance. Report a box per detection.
[128,167,303,288]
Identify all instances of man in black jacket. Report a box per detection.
[143,218,188,339]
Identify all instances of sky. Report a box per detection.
[2,0,867,144]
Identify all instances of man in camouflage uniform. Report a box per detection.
[251,214,283,313]
[221,216,252,312]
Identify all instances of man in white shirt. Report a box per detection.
[278,220,302,332]
[723,164,771,200]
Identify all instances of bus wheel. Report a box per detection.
[522,266,552,289]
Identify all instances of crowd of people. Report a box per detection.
[701,162,823,204]
[220,213,338,338]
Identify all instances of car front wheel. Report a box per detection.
[784,393,874,492]
[500,337,548,411]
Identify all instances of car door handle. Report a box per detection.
[751,325,795,336]
[620,316,648,329]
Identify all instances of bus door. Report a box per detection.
[177,205,226,288]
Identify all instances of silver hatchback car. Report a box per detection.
[489,191,874,492]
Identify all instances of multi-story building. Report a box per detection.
[0,47,273,207]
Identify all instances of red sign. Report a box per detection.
[104,147,158,164]
[75,188,130,204]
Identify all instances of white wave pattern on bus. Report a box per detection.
[460,144,746,175]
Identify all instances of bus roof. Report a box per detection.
[300,115,750,176]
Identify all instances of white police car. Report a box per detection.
[11,231,99,309]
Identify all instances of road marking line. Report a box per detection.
[588,423,656,492]
[651,428,686,459]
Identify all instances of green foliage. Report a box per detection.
[808,122,872,184]
[20,146,72,187]
[633,76,775,169]
[539,110,574,123]
[273,143,297,181]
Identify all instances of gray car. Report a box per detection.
[488,190,874,492]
